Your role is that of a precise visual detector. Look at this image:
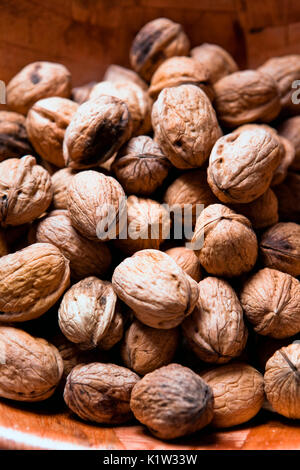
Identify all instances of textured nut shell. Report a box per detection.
[63,96,132,169]
[0,155,53,226]
[191,43,238,83]
[51,167,75,210]
[0,111,33,161]
[121,320,179,375]
[130,363,214,439]
[7,61,72,115]
[240,268,300,338]
[202,363,264,428]
[26,97,78,168]
[274,172,300,223]
[260,222,300,277]
[0,326,63,401]
[71,81,96,104]
[0,242,70,322]
[152,84,222,169]
[192,204,258,278]
[214,70,281,127]
[208,127,281,203]
[103,64,148,90]
[112,249,199,329]
[34,210,111,280]
[64,362,139,424]
[272,136,295,186]
[183,277,248,364]
[130,18,190,82]
[68,171,126,241]
[230,188,278,230]
[264,344,300,419]
[165,247,202,282]
[277,116,300,171]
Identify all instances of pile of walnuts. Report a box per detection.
[0,17,299,441]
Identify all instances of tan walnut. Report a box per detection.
[112,249,199,329]
[121,319,179,375]
[264,343,300,419]
[64,362,140,424]
[182,277,248,364]
[273,172,300,223]
[192,204,258,278]
[277,116,300,171]
[165,247,202,282]
[7,61,72,115]
[51,167,76,210]
[71,81,96,104]
[130,363,214,440]
[103,64,148,91]
[130,17,190,82]
[202,363,264,428]
[26,97,78,168]
[240,268,300,338]
[0,326,63,401]
[0,155,53,226]
[152,84,222,169]
[0,111,33,161]
[191,43,238,83]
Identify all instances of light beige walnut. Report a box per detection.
[191,43,238,83]
[277,116,300,171]
[165,247,202,282]
[152,84,222,169]
[0,111,33,161]
[7,61,72,115]
[71,81,96,104]
[274,172,300,223]
[51,167,76,210]
[230,188,278,230]
[104,64,148,90]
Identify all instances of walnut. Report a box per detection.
[165,247,202,282]
[112,136,170,196]
[0,242,70,322]
[103,64,148,91]
[264,343,300,419]
[64,362,139,424]
[192,204,258,277]
[26,97,78,168]
[273,172,300,223]
[130,363,214,439]
[114,196,170,255]
[130,18,190,82]
[277,116,300,171]
[59,277,123,351]
[201,363,264,428]
[121,319,179,375]
[191,43,238,83]
[67,170,126,241]
[230,188,278,230]
[0,155,53,226]
[272,136,295,186]
[258,55,300,116]
[90,80,152,136]
[32,210,111,280]
[148,56,214,100]
[182,277,248,363]
[255,334,294,370]
[152,84,222,169]
[214,70,281,127]
[0,326,63,401]
[260,222,300,277]
[63,96,132,169]
[51,167,76,210]
[71,81,96,104]
[7,61,72,115]
[240,268,300,338]
[0,111,33,161]
[207,126,282,203]
[112,249,199,329]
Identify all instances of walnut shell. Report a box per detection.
[71,81,96,104]
[271,136,295,186]
[121,319,179,375]
[130,18,190,82]
[192,204,258,278]
[63,96,132,169]
[130,363,214,439]
[240,268,300,338]
[67,170,126,241]
[33,210,111,280]
[165,247,202,282]
[264,344,300,419]
[26,97,78,168]
[148,56,214,100]
[207,126,282,203]
[0,326,63,401]
[277,116,300,171]
[64,362,139,424]
[103,64,148,91]
[152,84,222,169]
[260,222,300,277]
[191,43,238,83]
[0,242,70,322]
[112,136,170,196]
[202,363,264,428]
[7,61,72,115]
[51,167,76,210]
[273,172,300,223]
[182,277,248,364]
[0,111,33,161]
[214,70,281,127]
[112,249,199,329]
[0,155,53,226]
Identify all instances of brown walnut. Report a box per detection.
[51,167,76,210]
[273,172,300,223]
[71,81,96,104]
[103,64,148,90]
[277,116,300,171]
[0,111,33,161]
[165,247,202,282]
[191,43,238,83]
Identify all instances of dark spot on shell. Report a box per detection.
[132,29,162,66]
[100,296,107,307]
[30,73,41,84]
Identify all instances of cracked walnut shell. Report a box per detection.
[0,111,33,161]
[191,43,238,83]
[165,247,202,282]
